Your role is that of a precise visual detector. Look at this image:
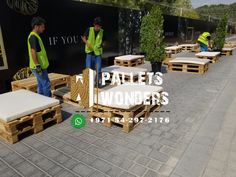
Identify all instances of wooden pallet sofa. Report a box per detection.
[0,90,62,144]
[195,52,221,63]
[89,84,163,133]
[11,73,70,92]
[168,57,210,74]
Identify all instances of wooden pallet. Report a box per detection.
[11,73,70,92]
[168,62,208,74]
[165,46,182,54]
[0,105,62,144]
[221,49,233,56]
[114,58,144,67]
[180,44,199,52]
[196,56,219,63]
[89,101,161,133]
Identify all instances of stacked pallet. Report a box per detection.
[221,48,233,56]
[163,51,172,65]
[168,57,210,74]
[0,90,62,144]
[11,73,70,92]
[165,46,182,54]
[89,84,163,133]
[179,44,199,52]
[195,52,221,63]
[114,55,145,67]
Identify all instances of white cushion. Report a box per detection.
[165,46,182,50]
[102,65,147,76]
[115,55,145,61]
[196,52,220,57]
[95,83,163,110]
[179,44,198,47]
[169,57,210,65]
[0,90,59,122]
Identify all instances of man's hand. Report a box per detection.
[36,65,42,75]
[81,36,93,49]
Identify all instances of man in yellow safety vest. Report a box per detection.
[197,32,211,52]
[27,17,51,97]
[81,17,104,87]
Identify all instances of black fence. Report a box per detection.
[0,0,223,93]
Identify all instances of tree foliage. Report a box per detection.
[196,3,236,23]
[213,15,228,50]
[140,5,165,62]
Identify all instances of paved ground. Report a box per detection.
[0,49,236,177]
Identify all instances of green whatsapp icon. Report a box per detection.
[71,114,86,129]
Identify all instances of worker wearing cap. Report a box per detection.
[81,17,104,87]
[197,32,211,52]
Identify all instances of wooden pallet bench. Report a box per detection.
[221,48,233,56]
[168,57,210,74]
[89,84,163,133]
[11,73,70,92]
[179,44,199,52]
[0,90,62,144]
[195,52,221,63]
[165,46,182,54]
[114,55,145,67]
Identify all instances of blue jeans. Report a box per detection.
[32,69,51,97]
[86,54,102,82]
[199,42,208,52]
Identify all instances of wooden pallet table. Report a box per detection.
[221,48,233,56]
[114,55,145,67]
[165,46,182,54]
[0,90,62,144]
[11,73,70,92]
[168,57,210,74]
[179,44,199,52]
[89,84,163,133]
[195,52,221,63]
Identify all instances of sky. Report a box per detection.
[192,0,236,8]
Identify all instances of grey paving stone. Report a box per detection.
[0,144,12,157]
[27,153,44,164]
[14,162,38,176]
[55,154,71,164]
[119,158,134,170]
[90,171,107,177]
[144,170,161,177]
[78,153,97,165]
[42,148,61,159]
[54,170,77,177]
[149,150,169,163]
[91,159,112,173]
[106,166,122,177]
[136,156,151,166]
[129,164,147,177]
[147,160,162,171]
[72,163,95,176]
[3,153,25,167]
[60,145,78,155]
[36,158,56,171]
[63,159,79,169]
[119,171,137,177]
[1,169,22,177]
[47,165,64,176]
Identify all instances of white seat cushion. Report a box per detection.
[95,83,163,110]
[179,44,198,47]
[0,90,59,122]
[165,46,182,50]
[115,55,144,61]
[102,65,147,76]
[169,57,210,65]
[196,52,221,57]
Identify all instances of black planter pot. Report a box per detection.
[151,62,162,73]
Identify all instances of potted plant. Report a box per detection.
[213,15,228,51]
[140,5,165,72]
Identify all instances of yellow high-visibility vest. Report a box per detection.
[85,27,103,56]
